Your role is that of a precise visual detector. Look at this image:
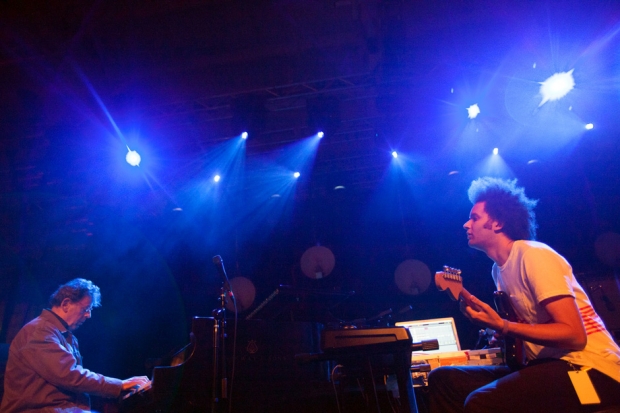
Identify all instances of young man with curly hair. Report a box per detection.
[429,177,620,412]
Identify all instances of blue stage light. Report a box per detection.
[293,172,301,178]
[213,175,221,182]
[317,131,324,138]
[539,69,575,106]
[585,123,594,130]
[391,151,398,158]
[241,132,248,139]
[493,148,499,155]
[467,104,480,119]
[125,148,141,166]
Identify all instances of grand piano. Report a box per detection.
[120,316,331,413]
[120,320,437,413]
[119,285,431,413]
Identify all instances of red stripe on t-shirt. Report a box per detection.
[579,305,606,335]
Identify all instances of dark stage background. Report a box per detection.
[1,0,620,386]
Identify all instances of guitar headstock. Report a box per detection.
[435,266,463,301]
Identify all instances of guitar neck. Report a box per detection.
[459,287,474,305]
[435,267,474,304]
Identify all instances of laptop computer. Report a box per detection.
[395,317,461,355]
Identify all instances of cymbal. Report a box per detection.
[300,246,335,279]
[225,276,256,312]
[394,259,431,296]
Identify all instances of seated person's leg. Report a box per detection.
[464,359,618,413]
[428,365,509,413]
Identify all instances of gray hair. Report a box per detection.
[49,278,101,308]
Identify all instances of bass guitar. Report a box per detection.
[435,266,523,371]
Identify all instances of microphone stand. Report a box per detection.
[211,283,230,413]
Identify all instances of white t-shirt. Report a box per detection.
[492,240,620,382]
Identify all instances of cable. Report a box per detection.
[330,364,344,413]
[366,358,380,413]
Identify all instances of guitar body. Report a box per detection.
[435,266,524,371]
[493,291,524,371]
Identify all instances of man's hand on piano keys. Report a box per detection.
[121,376,151,393]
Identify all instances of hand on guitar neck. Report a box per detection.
[435,266,503,328]
[434,266,482,312]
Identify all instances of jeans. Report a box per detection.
[428,359,620,412]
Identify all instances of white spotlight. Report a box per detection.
[391,151,398,158]
[585,123,594,130]
[241,132,248,139]
[293,172,300,179]
[539,69,575,106]
[317,131,324,139]
[213,175,221,182]
[493,148,499,155]
[467,104,480,119]
[125,148,141,166]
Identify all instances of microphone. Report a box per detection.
[212,255,231,291]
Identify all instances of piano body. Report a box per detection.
[119,287,431,413]
[120,317,212,412]
[120,316,330,413]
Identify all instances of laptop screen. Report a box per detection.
[395,317,461,354]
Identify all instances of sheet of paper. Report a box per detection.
[568,370,600,405]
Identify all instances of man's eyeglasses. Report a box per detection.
[77,304,93,314]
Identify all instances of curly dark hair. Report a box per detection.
[467,177,538,241]
[49,278,102,308]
